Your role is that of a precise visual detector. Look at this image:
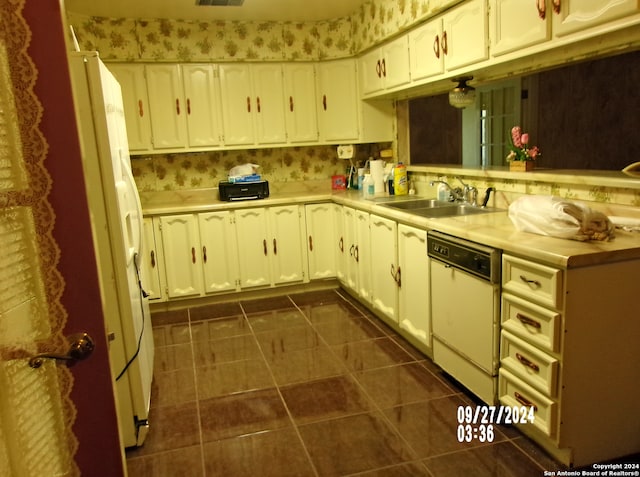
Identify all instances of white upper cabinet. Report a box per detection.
[108,64,152,152]
[441,0,489,71]
[409,19,445,81]
[552,0,640,37]
[218,63,287,146]
[410,0,488,81]
[145,64,189,149]
[316,59,360,142]
[181,64,224,148]
[360,36,411,95]
[282,63,319,143]
[490,0,552,56]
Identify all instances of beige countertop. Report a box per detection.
[141,188,640,269]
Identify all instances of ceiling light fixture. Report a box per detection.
[448,76,476,109]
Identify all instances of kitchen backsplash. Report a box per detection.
[131,144,390,192]
[66,0,461,62]
[409,170,640,211]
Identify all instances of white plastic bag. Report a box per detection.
[508,195,614,241]
[229,163,259,177]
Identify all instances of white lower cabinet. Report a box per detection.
[159,214,205,298]
[154,205,307,299]
[397,224,430,350]
[339,206,371,302]
[199,211,239,293]
[141,217,166,302]
[235,205,307,288]
[369,214,398,323]
[267,205,307,285]
[158,212,240,298]
[305,203,338,280]
[499,253,640,467]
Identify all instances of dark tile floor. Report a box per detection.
[125,288,629,476]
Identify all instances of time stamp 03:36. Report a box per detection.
[457,405,536,443]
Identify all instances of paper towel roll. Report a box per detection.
[370,160,385,193]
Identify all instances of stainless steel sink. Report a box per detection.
[379,199,453,209]
[380,199,502,218]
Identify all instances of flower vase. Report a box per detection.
[509,161,535,172]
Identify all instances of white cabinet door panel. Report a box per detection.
[159,214,202,298]
[199,211,238,293]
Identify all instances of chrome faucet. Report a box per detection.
[456,177,478,206]
[429,180,461,202]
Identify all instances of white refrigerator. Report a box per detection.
[67,51,154,448]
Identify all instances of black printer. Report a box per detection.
[218,180,269,201]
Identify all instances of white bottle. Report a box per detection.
[437,183,449,201]
[362,174,373,197]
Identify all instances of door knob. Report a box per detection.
[29,332,95,368]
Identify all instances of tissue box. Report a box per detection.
[228,174,262,183]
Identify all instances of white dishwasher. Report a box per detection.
[428,231,501,405]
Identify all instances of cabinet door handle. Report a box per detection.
[257,96,261,113]
[381,58,386,78]
[322,94,327,111]
[515,352,540,372]
[187,98,191,115]
[289,96,294,112]
[176,98,180,115]
[138,99,144,117]
[247,96,251,113]
[519,275,541,287]
[536,0,546,19]
[273,238,277,255]
[354,245,359,263]
[349,244,354,257]
[339,236,344,252]
[376,59,381,78]
[308,235,313,251]
[433,34,440,59]
[263,239,267,256]
[441,31,448,55]
[191,246,196,264]
[150,250,156,268]
[552,0,561,14]
[514,391,538,411]
[202,245,207,264]
[391,264,401,287]
[516,313,541,329]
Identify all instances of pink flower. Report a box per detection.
[528,146,540,159]
[511,127,522,148]
[521,133,529,145]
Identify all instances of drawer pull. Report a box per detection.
[519,275,541,287]
[516,352,540,372]
[516,313,541,329]
[514,391,538,411]
[263,239,267,256]
[191,247,196,264]
[339,236,344,252]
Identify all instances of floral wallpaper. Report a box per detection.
[66,0,462,62]
[131,143,390,192]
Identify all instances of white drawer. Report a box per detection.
[502,254,563,309]
[500,330,559,397]
[502,293,562,353]
[499,368,557,439]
